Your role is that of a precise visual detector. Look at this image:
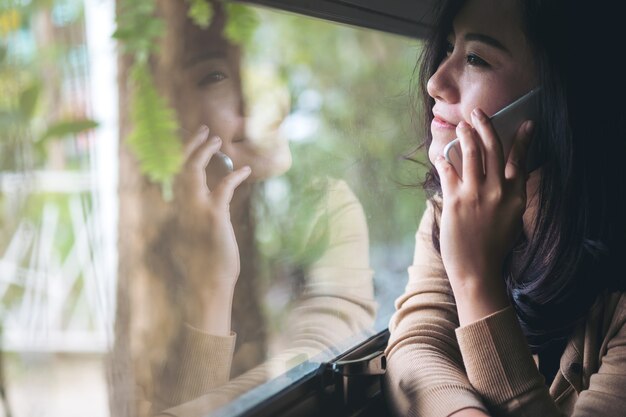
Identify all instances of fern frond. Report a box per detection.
[113,0,163,57]
[224,3,259,45]
[187,0,213,29]
[127,61,183,199]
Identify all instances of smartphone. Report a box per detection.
[214,151,234,173]
[443,87,541,178]
[206,150,234,188]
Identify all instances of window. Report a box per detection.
[0,1,427,416]
[0,0,116,415]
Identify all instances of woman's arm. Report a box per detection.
[155,179,377,416]
[150,127,251,411]
[454,306,561,416]
[281,179,377,348]
[429,112,558,417]
[172,127,252,335]
[384,202,489,417]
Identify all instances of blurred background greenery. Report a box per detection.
[242,6,428,329]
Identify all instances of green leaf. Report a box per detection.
[114,0,183,199]
[113,0,163,55]
[18,82,40,120]
[127,61,183,198]
[224,3,259,45]
[40,119,99,141]
[111,27,133,41]
[188,0,213,29]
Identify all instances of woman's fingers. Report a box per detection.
[457,121,484,185]
[213,166,252,206]
[177,134,222,200]
[471,108,505,179]
[188,136,222,171]
[434,155,458,196]
[183,125,210,159]
[505,120,534,182]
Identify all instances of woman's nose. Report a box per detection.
[426,59,459,104]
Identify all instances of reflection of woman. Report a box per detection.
[386,1,626,416]
[144,2,376,415]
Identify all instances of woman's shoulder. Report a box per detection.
[597,291,625,316]
[590,290,626,340]
[605,291,626,324]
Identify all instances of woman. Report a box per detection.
[385,0,626,416]
[141,1,377,415]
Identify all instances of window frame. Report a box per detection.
[218,330,391,417]
[243,0,433,38]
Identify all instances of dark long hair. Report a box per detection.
[419,0,626,352]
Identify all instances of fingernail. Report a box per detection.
[457,121,469,131]
[472,108,486,121]
[525,120,535,135]
[242,166,251,173]
[209,136,221,146]
[195,125,209,142]
[197,125,209,136]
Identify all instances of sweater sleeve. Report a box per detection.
[282,179,377,352]
[456,295,626,417]
[455,307,563,417]
[384,202,488,417]
[151,325,236,413]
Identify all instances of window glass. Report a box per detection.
[0,0,116,416]
[0,1,426,416]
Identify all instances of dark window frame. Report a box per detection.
[220,330,391,417]
[243,0,434,38]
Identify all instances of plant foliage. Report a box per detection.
[186,0,259,43]
[224,3,259,45]
[40,119,100,142]
[127,61,183,200]
[188,0,213,29]
[114,0,182,198]
[113,0,164,59]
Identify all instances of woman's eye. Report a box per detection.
[445,41,454,56]
[198,71,228,86]
[466,54,488,67]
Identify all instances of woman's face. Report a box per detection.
[179,18,292,182]
[427,0,537,165]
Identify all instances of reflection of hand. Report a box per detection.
[173,126,251,335]
[433,109,534,325]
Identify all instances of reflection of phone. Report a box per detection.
[443,87,541,178]
[215,151,234,173]
[206,151,234,187]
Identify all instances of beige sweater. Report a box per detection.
[385,201,626,417]
[154,180,377,416]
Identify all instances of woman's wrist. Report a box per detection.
[448,273,510,327]
[183,283,236,336]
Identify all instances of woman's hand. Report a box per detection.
[433,108,534,325]
[172,125,251,334]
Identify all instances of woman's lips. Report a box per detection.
[431,116,457,130]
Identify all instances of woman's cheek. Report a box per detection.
[428,143,441,165]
